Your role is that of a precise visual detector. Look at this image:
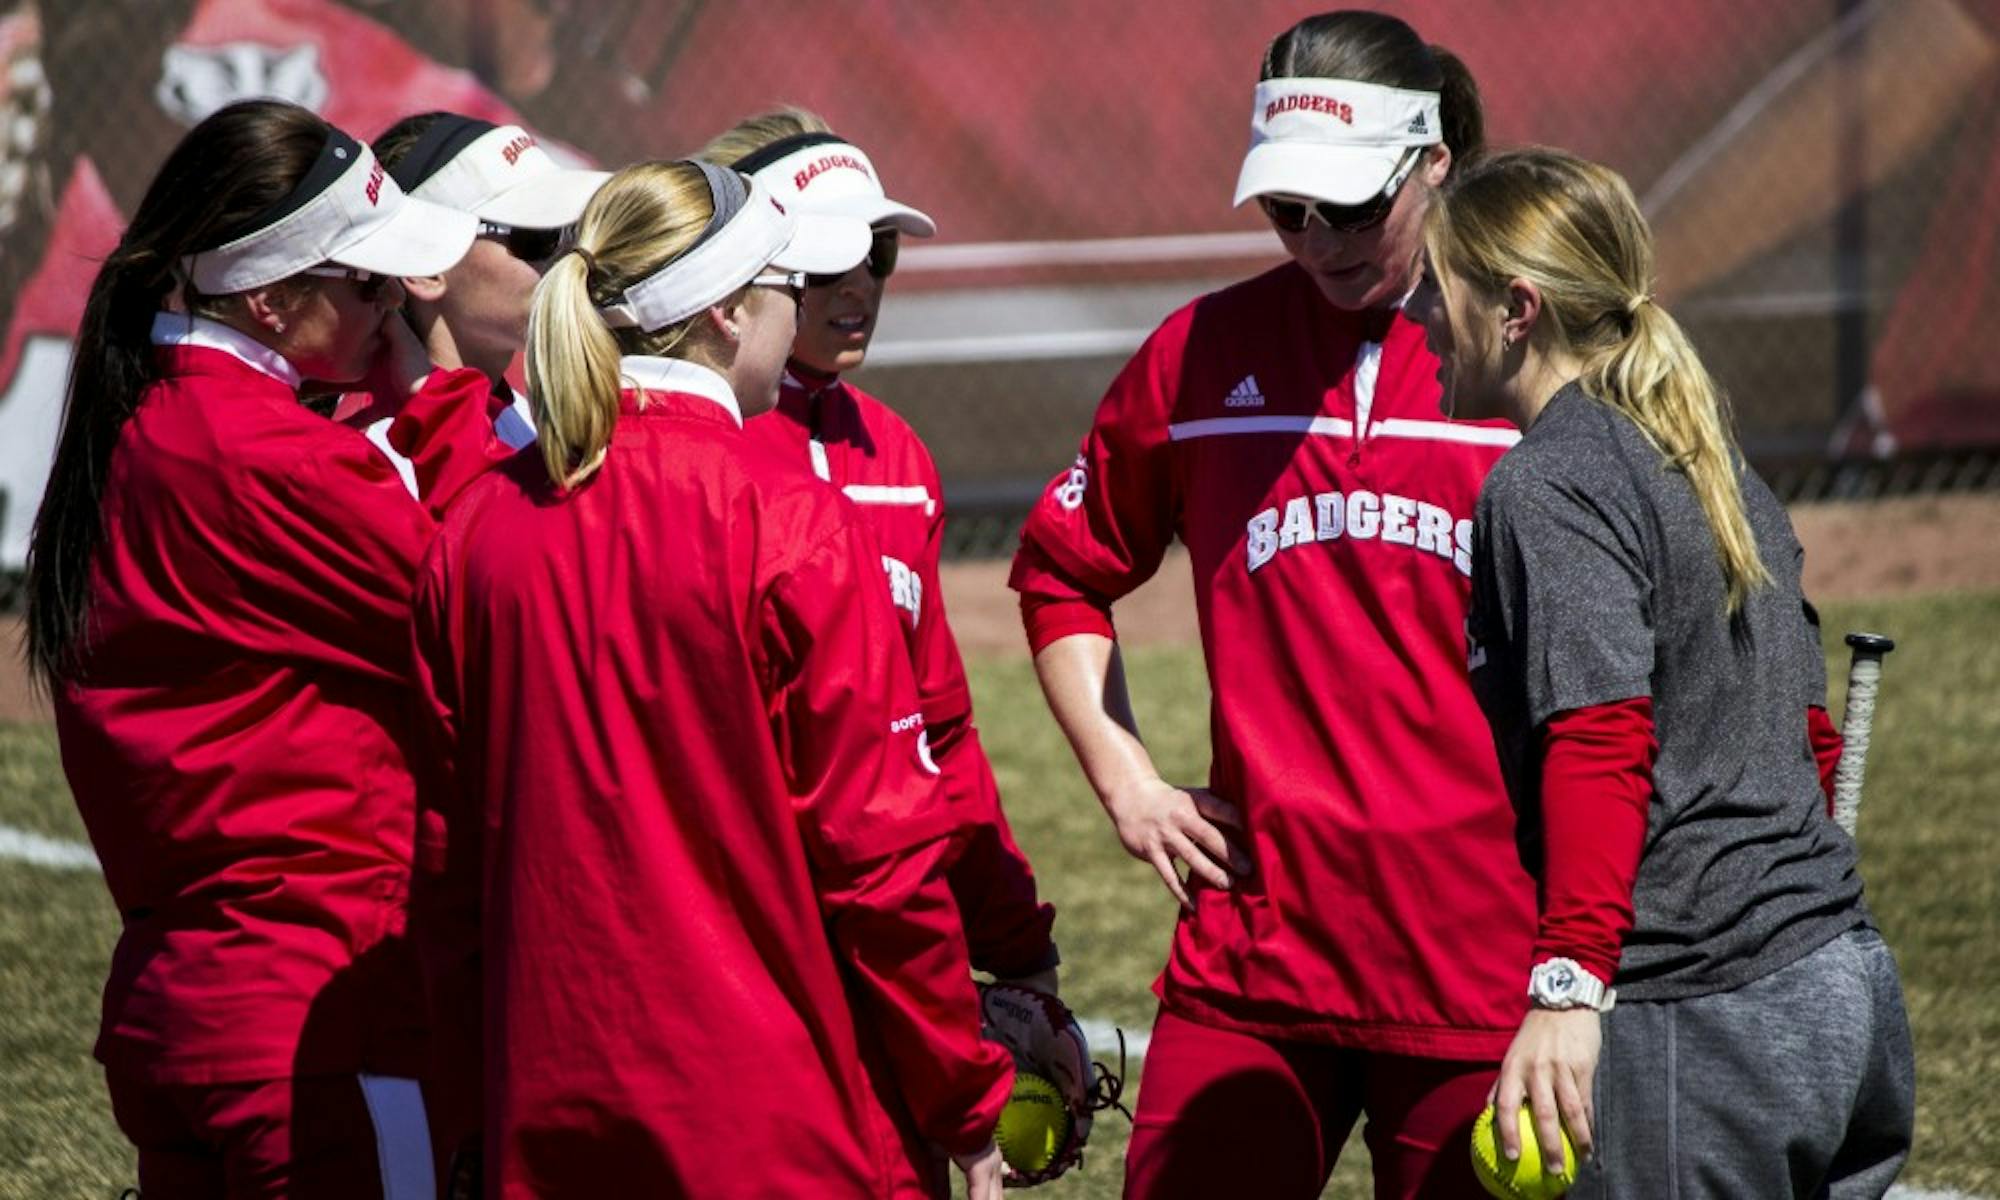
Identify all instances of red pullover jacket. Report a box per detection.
[1013,263,1539,1058]
[54,314,501,1085]
[410,359,1011,1199]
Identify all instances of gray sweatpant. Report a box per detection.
[1568,926,1915,1199]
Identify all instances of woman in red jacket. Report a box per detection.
[23,99,498,1198]
[698,109,1061,994]
[408,157,1012,1199]
[1416,146,1914,1198]
[1010,11,1537,1198]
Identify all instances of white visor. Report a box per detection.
[407,124,609,229]
[741,135,935,238]
[598,167,868,332]
[1233,78,1442,207]
[182,130,476,295]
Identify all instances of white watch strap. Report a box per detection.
[1530,957,1616,1012]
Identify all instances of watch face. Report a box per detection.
[1546,962,1576,995]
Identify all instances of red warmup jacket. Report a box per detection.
[53,315,503,1086]
[1012,262,1539,1059]
[742,368,1056,977]
[409,359,1012,1200]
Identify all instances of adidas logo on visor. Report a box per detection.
[1225,374,1266,408]
[1408,111,1429,135]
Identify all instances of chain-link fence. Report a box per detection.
[3,0,1995,565]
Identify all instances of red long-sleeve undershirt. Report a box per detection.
[1536,699,1846,983]
[1807,704,1843,816]
[1533,698,1656,983]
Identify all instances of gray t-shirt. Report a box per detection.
[1468,384,1866,1002]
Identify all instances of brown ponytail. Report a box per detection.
[24,99,329,689]
[1427,44,1485,171]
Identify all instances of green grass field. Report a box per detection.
[2,591,1995,1199]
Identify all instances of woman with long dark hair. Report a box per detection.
[24,97,495,1197]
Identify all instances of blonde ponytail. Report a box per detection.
[523,159,732,492]
[1427,147,1771,612]
[1587,296,1771,613]
[528,249,622,488]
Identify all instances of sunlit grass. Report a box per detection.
[2,592,1993,1198]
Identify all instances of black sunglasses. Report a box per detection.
[478,220,571,265]
[1258,148,1422,235]
[806,227,900,289]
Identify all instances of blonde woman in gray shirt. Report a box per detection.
[1410,147,1914,1199]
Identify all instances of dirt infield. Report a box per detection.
[1,493,1995,723]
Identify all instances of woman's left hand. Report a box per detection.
[1490,1006,1601,1176]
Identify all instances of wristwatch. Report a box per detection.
[1528,957,1616,1012]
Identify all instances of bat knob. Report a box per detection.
[1845,632,1896,655]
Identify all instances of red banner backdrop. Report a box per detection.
[1,0,1994,564]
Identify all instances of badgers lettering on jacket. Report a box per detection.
[1246,489,1472,577]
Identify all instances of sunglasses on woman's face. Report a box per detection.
[478,221,571,266]
[301,264,391,300]
[1259,148,1423,236]
[806,227,900,289]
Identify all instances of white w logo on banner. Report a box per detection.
[155,43,329,126]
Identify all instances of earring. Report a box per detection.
[273,320,285,334]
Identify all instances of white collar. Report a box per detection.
[619,356,741,427]
[150,312,303,389]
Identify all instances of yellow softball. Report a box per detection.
[1470,1102,1576,1200]
[994,1071,1071,1175]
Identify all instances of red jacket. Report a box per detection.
[1011,263,1539,1059]
[409,358,1011,1199]
[53,315,500,1085]
[743,369,1056,977]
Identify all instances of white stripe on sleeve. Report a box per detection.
[1167,415,1355,441]
[841,484,936,516]
[1164,414,1519,448]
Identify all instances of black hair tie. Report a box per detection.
[564,245,599,276]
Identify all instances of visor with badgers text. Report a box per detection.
[390,116,609,229]
[1233,78,1442,207]
[181,126,476,295]
[735,131,935,238]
